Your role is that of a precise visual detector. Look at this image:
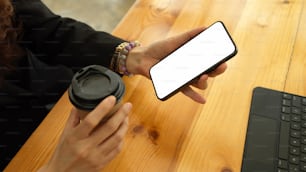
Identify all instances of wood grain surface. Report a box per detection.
[5,0,306,171]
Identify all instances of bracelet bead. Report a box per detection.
[111,41,140,76]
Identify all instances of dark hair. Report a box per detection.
[0,0,24,80]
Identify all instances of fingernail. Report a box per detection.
[125,102,133,111]
[198,97,206,104]
[107,95,116,103]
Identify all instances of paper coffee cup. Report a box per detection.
[68,65,125,120]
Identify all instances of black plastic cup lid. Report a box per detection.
[68,65,125,110]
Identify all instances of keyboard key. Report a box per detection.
[302,98,306,105]
[302,145,306,153]
[282,106,291,114]
[278,159,288,169]
[282,114,291,121]
[283,93,292,99]
[301,154,306,162]
[283,99,291,106]
[277,168,288,172]
[290,138,300,147]
[279,121,290,159]
[291,123,301,130]
[302,114,306,120]
[292,107,301,115]
[301,162,306,171]
[302,137,306,144]
[302,129,306,136]
[291,130,301,138]
[289,165,299,172]
[289,155,299,164]
[290,147,300,155]
[292,96,301,107]
[291,115,301,122]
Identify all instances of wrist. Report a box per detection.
[125,46,149,77]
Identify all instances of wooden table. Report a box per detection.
[5,0,306,171]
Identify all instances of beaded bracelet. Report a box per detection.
[111,41,140,76]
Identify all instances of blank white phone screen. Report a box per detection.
[150,21,236,100]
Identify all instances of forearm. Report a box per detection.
[13,0,125,70]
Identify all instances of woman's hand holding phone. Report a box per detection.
[126,22,235,103]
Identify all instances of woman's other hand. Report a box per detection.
[39,96,131,172]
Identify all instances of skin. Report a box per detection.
[39,27,227,172]
[39,96,131,172]
[126,27,227,104]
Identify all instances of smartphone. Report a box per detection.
[149,21,237,101]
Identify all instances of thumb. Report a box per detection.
[57,108,80,143]
[167,27,206,49]
[152,27,206,59]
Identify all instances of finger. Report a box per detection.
[58,108,81,142]
[75,96,116,138]
[191,63,227,89]
[168,27,206,47]
[93,141,125,170]
[70,108,81,128]
[86,140,125,170]
[97,116,129,155]
[191,75,208,90]
[181,86,206,104]
[208,63,227,77]
[149,27,206,60]
[87,116,129,169]
[164,27,206,54]
[89,103,132,146]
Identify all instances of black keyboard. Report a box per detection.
[278,91,306,171]
[241,87,306,172]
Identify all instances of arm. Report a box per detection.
[12,0,124,70]
[12,0,227,104]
